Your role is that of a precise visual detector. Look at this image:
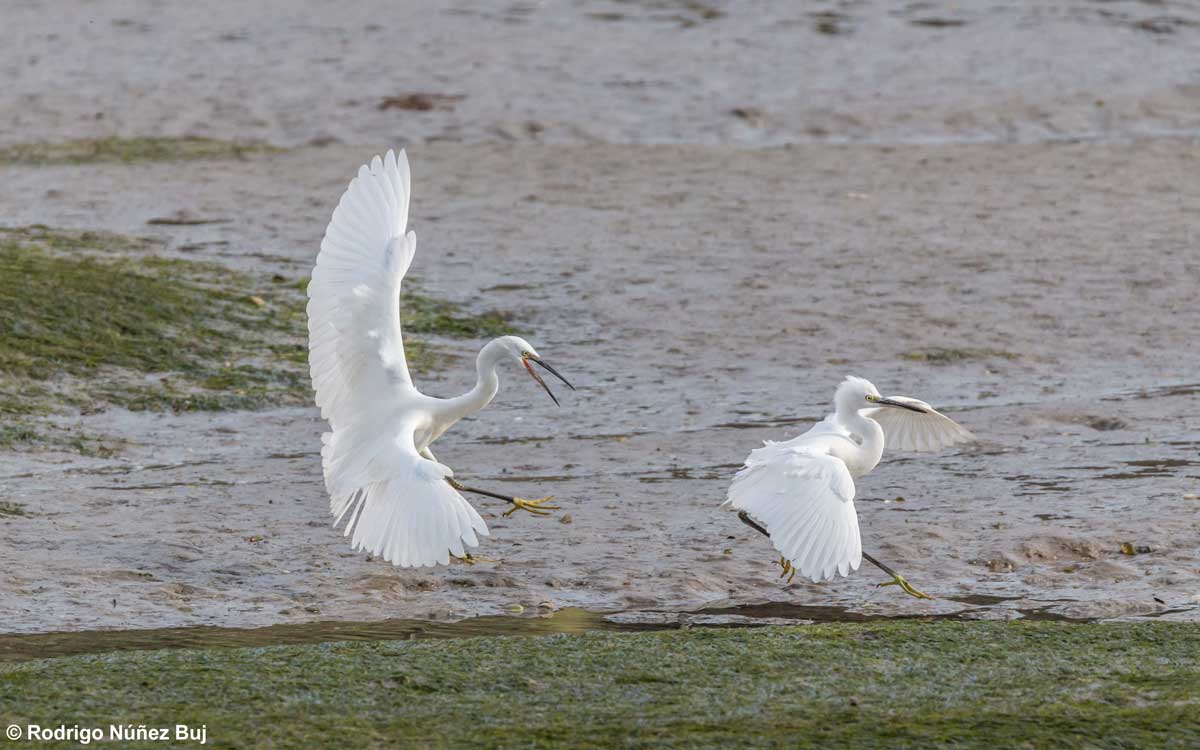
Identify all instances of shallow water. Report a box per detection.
[0,597,1126,664]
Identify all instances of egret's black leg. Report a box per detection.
[861,552,934,600]
[737,510,769,537]
[446,478,559,517]
[738,511,796,582]
[738,511,932,599]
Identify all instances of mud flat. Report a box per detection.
[0,141,1196,633]
[4,1,1200,148]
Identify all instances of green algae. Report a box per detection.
[0,228,308,415]
[0,137,281,167]
[0,500,28,517]
[903,346,1019,364]
[0,621,1195,749]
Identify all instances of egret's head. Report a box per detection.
[835,376,880,413]
[836,375,927,414]
[494,335,575,406]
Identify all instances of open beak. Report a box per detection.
[874,397,928,414]
[523,356,575,407]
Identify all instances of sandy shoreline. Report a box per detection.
[0,141,1197,633]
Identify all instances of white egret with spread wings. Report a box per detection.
[724,376,973,598]
[307,149,574,568]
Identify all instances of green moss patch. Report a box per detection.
[403,294,515,339]
[903,346,1019,364]
[0,228,309,415]
[0,500,28,517]
[1,622,1196,749]
[0,137,281,166]
[0,422,123,457]
[0,227,521,448]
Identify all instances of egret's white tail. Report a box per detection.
[323,429,488,568]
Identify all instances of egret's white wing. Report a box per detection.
[309,150,488,567]
[782,414,854,445]
[308,149,415,430]
[864,398,974,452]
[724,445,861,583]
[324,416,488,567]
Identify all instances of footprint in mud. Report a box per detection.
[152,582,209,612]
[1069,561,1140,583]
[1017,535,1104,563]
[352,573,446,597]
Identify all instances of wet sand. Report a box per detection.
[4,1,1200,148]
[1,141,1197,632]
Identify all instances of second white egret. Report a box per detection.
[723,376,974,599]
[307,149,574,568]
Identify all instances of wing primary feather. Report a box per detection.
[312,151,490,568]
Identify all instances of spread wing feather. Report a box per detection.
[308,149,414,430]
[864,397,974,452]
[724,444,861,582]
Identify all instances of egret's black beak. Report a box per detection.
[523,356,575,407]
[875,397,928,414]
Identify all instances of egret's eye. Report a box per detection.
[865,394,878,402]
[522,351,534,359]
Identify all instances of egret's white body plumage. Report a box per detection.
[307,149,547,568]
[724,376,973,583]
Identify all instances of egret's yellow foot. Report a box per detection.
[878,572,934,600]
[773,556,797,584]
[505,496,559,517]
[450,553,498,566]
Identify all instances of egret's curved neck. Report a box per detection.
[836,403,886,476]
[443,340,505,422]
